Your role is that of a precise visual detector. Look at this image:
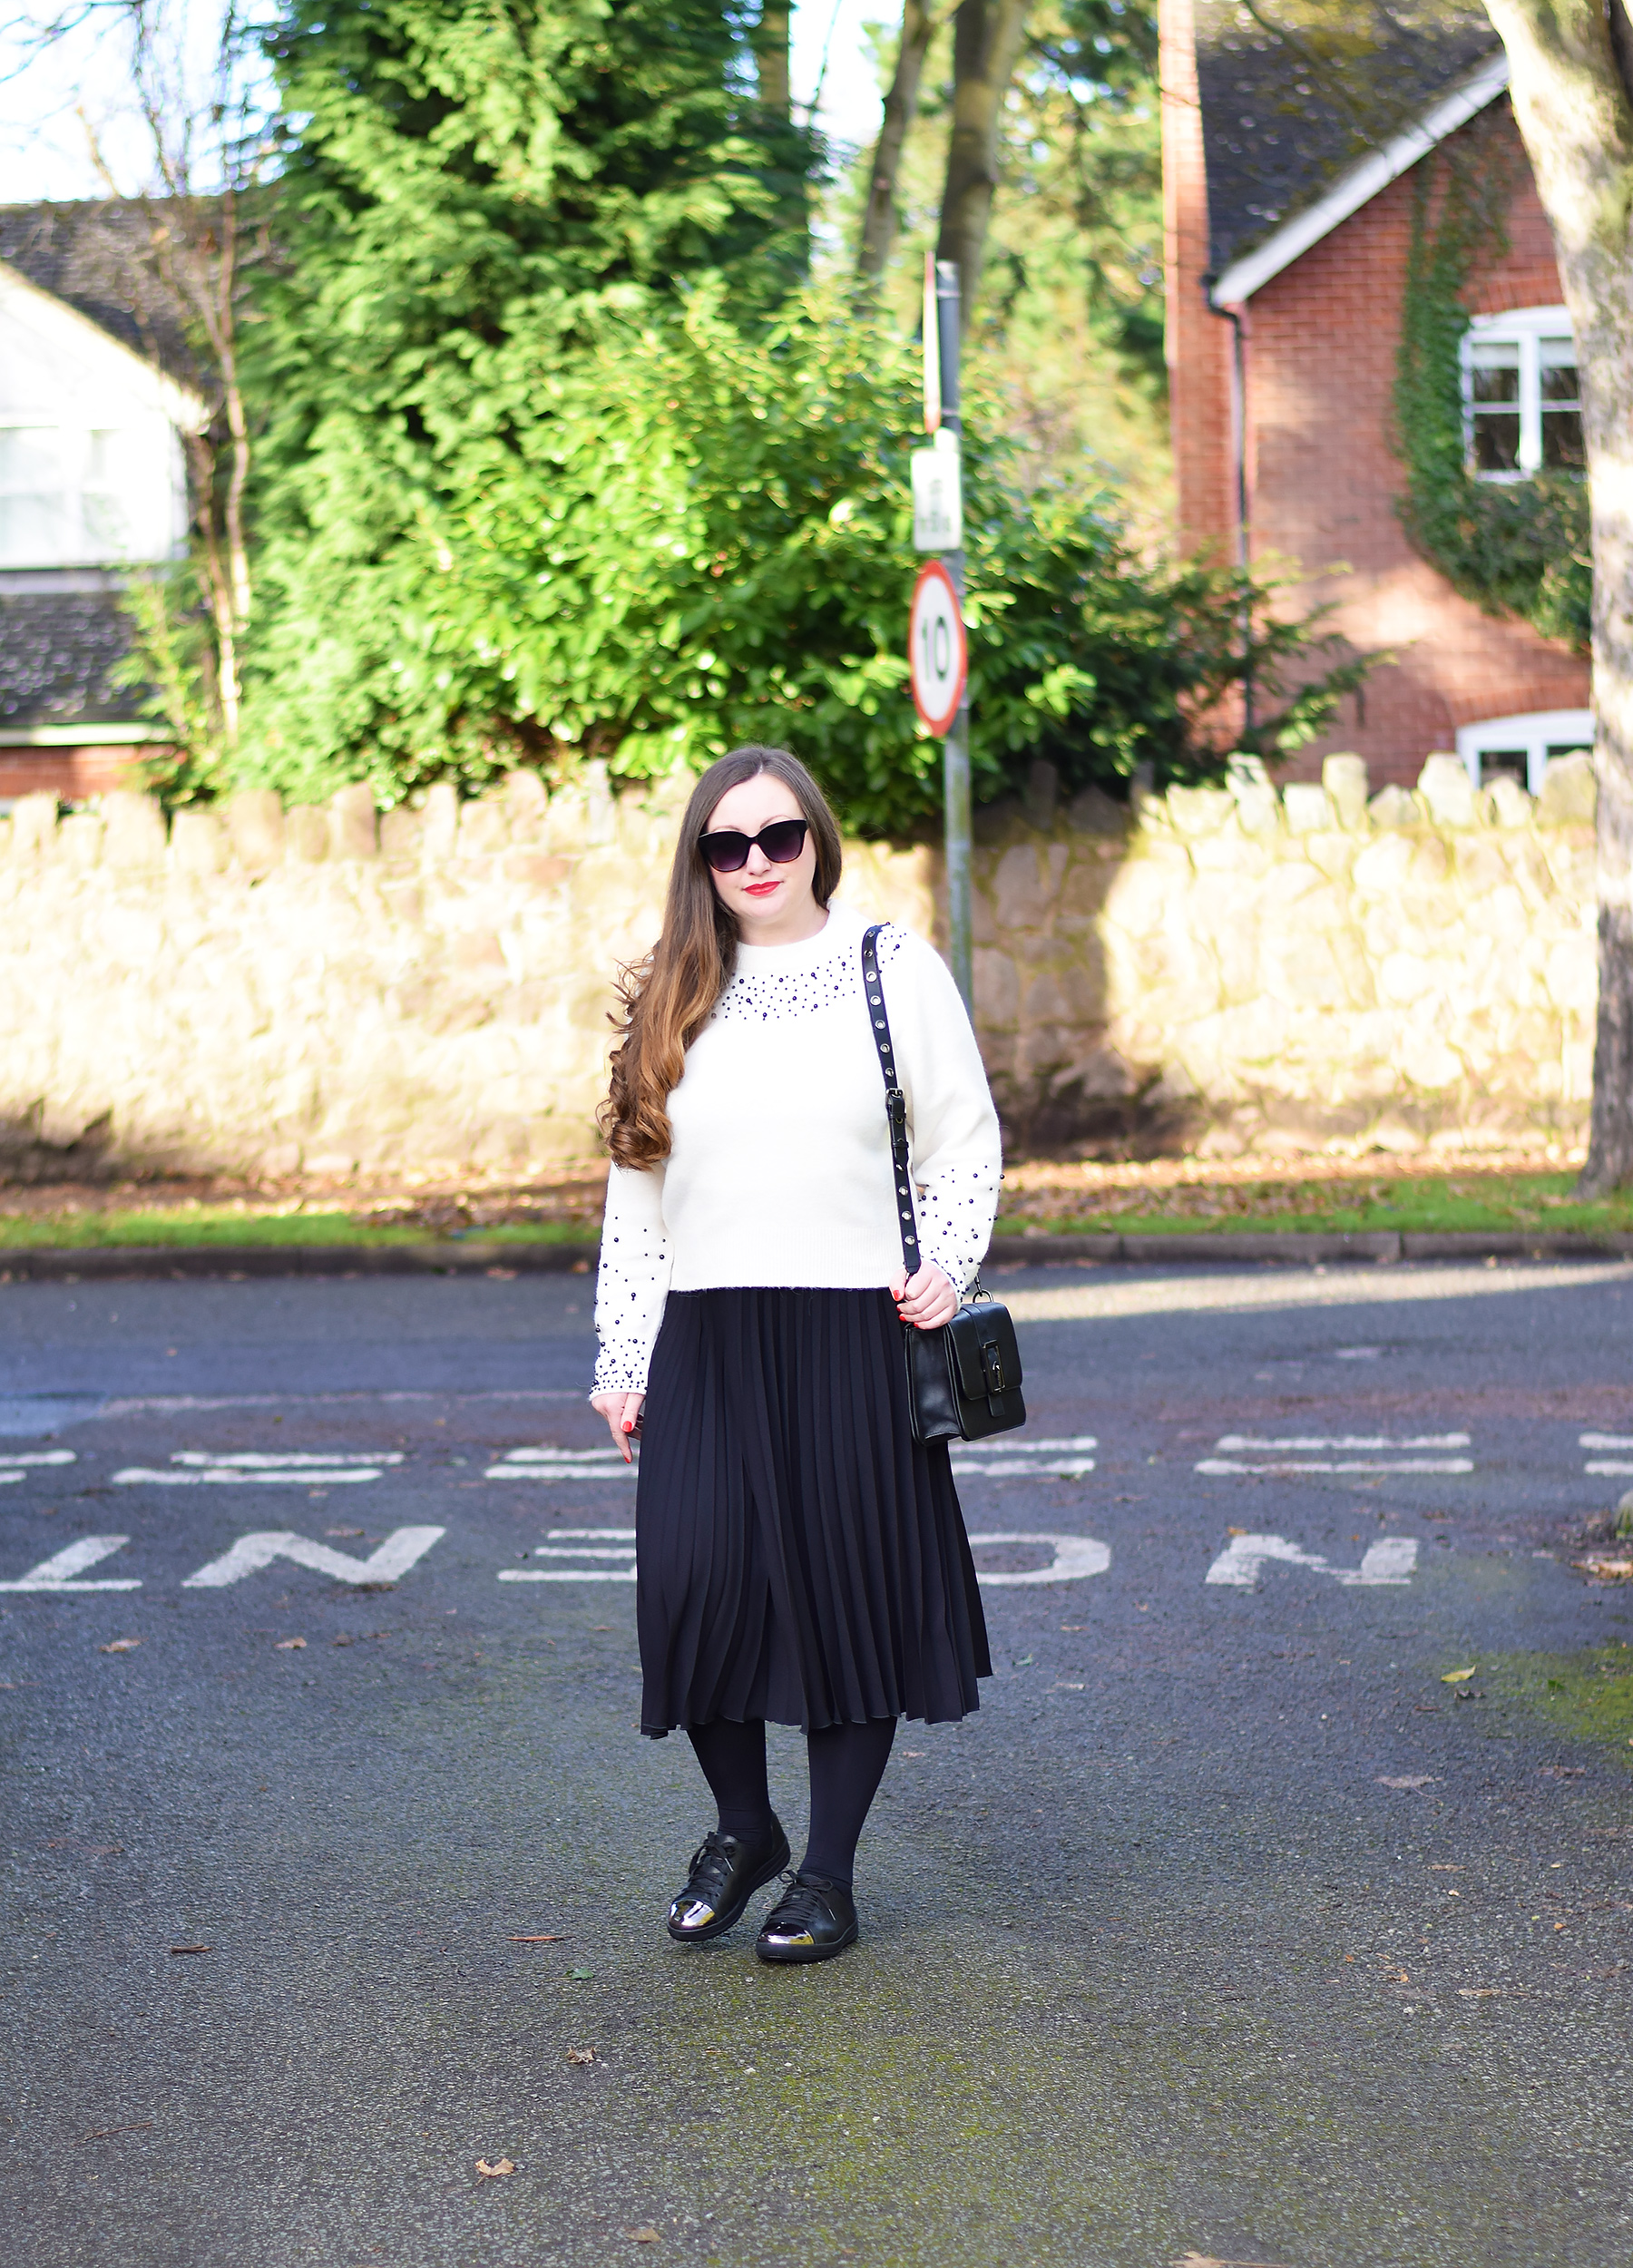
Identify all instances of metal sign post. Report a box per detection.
[909,254,973,1013]
[934,259,972,1013]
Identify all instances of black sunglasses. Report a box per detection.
[698,817,810,874]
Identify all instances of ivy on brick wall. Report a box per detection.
[1393,142,1590,654]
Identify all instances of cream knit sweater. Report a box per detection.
[592,903,1002,1395]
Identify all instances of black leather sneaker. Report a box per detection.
[753,1872,859,1964]
[666,1821,790,1943]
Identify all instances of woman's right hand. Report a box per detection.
[591,1390,645,1462]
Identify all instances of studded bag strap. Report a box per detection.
[860,924,921,1276]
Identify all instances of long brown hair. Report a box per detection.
[600,746,844,1168]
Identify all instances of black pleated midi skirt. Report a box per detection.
[635,1287,991,1735]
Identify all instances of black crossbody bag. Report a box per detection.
[861,925,1026,1445]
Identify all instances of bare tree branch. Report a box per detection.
[856,0,946,282]
[934,0,1031,325]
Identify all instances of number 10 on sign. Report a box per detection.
[908,559,967,738]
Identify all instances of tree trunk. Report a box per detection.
[1483,3,1633,1191]
[857,0,940,282]
[756,3,791,117]
[934,0,1030,325]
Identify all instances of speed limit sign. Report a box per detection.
[908,559,967,737]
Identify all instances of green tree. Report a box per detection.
[1480,0,1633,1194]
[240,0,813,790]
[248,279,1362,833]
[848,1,1166,521]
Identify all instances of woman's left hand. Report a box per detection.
[890,1262,960,1331]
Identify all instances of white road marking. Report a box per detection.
[1198,1458,1472,1474]
[181,1527,445,1588]
[1205,1533,1419,1589]
[1198,1430,1472,1476]
[114,1449,397,1485]
[500,1521,639,1581]
[486,1448,634,1481]
[0,1536,141,1591]
[964,1532,1110,1586]
[0,1451,75,1466]
[949,1434,1096,1477]
[97,1390,583,1414]
[1581,1432,1633,1474]
[171,1452,402,1468]
[1215,1434,1469,1451]
[1006,1260,1633,1325]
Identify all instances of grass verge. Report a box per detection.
[0,1209,598,1252]
[993,1172,1633,1241]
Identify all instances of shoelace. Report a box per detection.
[763,1873,833,1934]
[680,1832,737,1903]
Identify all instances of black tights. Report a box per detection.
[687,1716,897,1890]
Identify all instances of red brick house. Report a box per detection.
[1159,0,1591,792]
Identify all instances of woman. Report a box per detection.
[590,744,1001,1963]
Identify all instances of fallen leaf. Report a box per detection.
[621,2232,660,2246]
[99,1638,142,1654]
[565,2047,596,2065]
[1441,1666,1476,1683]
[485,1267,518,1281]
[474,2157,514,2178]
[1429,1864,1463,1872]
[1226,1526,1247,1538]
[326,1527,365,1539]
[1573,1556,1633,1580]
[168,1944,210,1955]
[1173,2256,1291,2268]
[569,1967,594,1979]
[273,1637,307,1650]
[1459,1988,1501,1999]
[509,1934,566,1942]
[1377,1774,1435,1790]
[1539,1765,1586,1778]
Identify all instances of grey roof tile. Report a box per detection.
[1197,2,1501,279]
[0,198,200,389]
[0,592,146,729]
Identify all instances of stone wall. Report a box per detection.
[0,748,1599,1178]
[972,751,1597,1157]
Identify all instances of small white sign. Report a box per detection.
[912,429,963,552]
[908,559,967,738]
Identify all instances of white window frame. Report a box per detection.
[0,415,186,570]
[1461,305,1579,483]
[1456,709,1594,797]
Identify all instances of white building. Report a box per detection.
[0,201,204,801]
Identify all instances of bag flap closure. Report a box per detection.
[945,1304,1023,1400]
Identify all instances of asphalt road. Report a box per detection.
[3,1257,1631,2268]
